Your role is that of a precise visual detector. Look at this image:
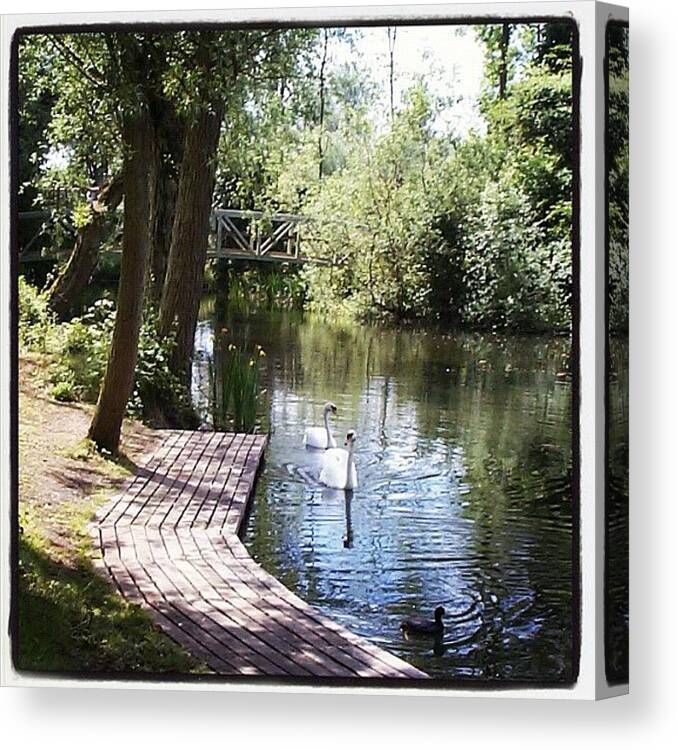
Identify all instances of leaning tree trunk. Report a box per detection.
[158,104,224,385]
[46,174,123,319]
[88,110,155,454]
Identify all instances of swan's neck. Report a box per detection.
[323,410,332,444]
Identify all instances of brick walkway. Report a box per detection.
[93,429,427,680]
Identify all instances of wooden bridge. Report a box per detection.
[19,208,323,265]
[209,209,312,264]
[92,429,427,681]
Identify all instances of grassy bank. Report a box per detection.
[16,355,207,675]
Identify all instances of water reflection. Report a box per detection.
[607,338,629,682]
[198,301,575,683]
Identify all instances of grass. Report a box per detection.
[16,356,208,675]
[17,503,204,675]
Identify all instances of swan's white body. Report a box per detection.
[304,403,337,449]
[320,433,358,490]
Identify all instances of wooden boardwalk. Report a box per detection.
[93,430,426,680]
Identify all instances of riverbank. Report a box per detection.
[16,354,207,674]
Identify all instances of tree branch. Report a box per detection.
[49,36,107,91]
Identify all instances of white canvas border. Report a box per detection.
[0,1,629,700]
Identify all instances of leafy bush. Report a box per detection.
[20,279,195,426]
[460,173,569,331]
[302,85,441,322]
[50,379,77,402]
[50,297,116,401]
[129,316,197,426]
[18,276,55,352]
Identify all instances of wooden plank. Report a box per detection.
[172,432,232,529]
[189,529,392,678]
[218,535,416,678]
[130,524,295,676]
[162,430,224,530]
[97,430,184,527]
[194,433,246,529]
[141,431,208,530]
[111,430,191,528]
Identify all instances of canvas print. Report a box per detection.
[605,20,629,686]
[13,18,580,687]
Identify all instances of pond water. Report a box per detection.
[606,337,629,682]
[194,299,576,684]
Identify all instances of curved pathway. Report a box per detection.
[93,429,427,680]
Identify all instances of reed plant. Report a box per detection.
[210,342,265,433]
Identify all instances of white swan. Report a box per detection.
[320,431,358,490]
[303,402,337,449]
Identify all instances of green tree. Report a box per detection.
[88,33,159,452]
[157,29,317,383]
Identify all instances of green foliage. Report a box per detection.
[48,297,115,402]
[18,275,55,352]
[297,25,574,331]
[50,380,78,402]
[607,27,629,334]
[20,279,194,424]
[16,36,56,245]
[17,35,122,258]
[214,29,367,213]
[18,28,318,268]
[301,85,441,321]
[19,23,577,339]
[129,316,197,426]
[460,172,567,330]
[72,201,94,229]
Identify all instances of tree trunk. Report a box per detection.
[148,158,178,301]
[388,27,397,122]
[46,174,123,319]
[88,110,154,453]
[147,99,184,302]
[158,104,224,385]
[499,23,510,99]
[318,29,329,181]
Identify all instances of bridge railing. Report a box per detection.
[212,208,308,262]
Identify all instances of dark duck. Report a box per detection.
[400,606,445,637]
